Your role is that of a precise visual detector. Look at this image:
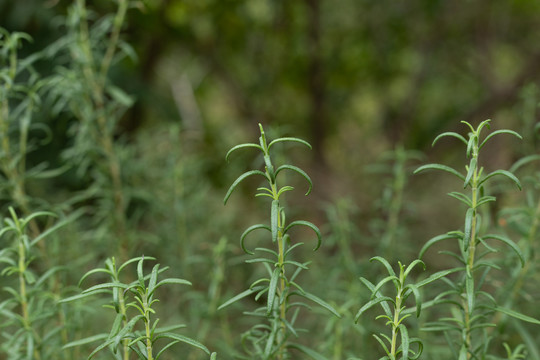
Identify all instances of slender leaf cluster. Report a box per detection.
[494,130,540,356]
[62,256,216,359]
[355,257,452,360]
[0,28,57,217]
[44,0,137,261]
[221,124,339,359]
[0,209,64,359]
[415,120,539,359]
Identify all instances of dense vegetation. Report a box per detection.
[1,1,540,359]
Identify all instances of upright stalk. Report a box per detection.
[221,124,339,359]
[463,145,480,359]
[143,291,154,360]
[415,120,527,359]
[72,0,130,260]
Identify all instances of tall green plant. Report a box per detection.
[0,28,58,237]
[61,256,217,360]
[354,257,453,360]
[415,120,540,359]
[0,208,71,359]
[45,0,136,261]
[220,124,340,359]
[492,90,540,358]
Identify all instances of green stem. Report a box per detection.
[390,270,405,360]
[118,285,130,360]
[272,180,287,360]
[18,232,41,360]
[390,296,402,359]
[75,0,129,261]
[144,293,154,360]
[100,0,127,84]
[463,153,479,359]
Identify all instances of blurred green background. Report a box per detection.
[1,0,540,358]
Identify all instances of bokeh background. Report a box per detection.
[1,0,540,358]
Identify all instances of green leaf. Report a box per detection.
[466,135,474,158]
[479,129,522,150]
[225,143,263,162]
[476,119,492,133]
[107,84,133,107]
[414,164,465,181]
[400,324,410,359]
[148,264,159,294]
[288,343,327,360]
[360,278,392,318]
[284,220,322,251]
[240,224,271,255]
[466,275,474,314]
[153,332,211,355]
[371,275,399,299]
[432,132,468,146]
[137,257,145,288]
[298,291,341,318]
[263,153,276,182]
[404,259,425,279]
[19,210,56,229]
[464,158,476,188]
[373,334,391,357]
[62,333,108,349]
[78,269,113,287]
[224,170,269,204]
[87,338,115,359]
[406,283,422,317]
[482,234,524,267]
[268,137,312,150]
[447,192,472,208]
[461,120,477,133]
[463,208,474,251]
[487,305,540,325]
[152,278,191,296]
[118,256,155,273]
[370,256,396,278]
[217,287,260,310]
[479,169,521,190]
[113,315,145,348]
[414,269,458,289]
[31,210,83,247]
[267,267,280,315]
[82,282,128,294]
[476,195,496,207]
[271,200,279,243]
[354,296,394,323]
[509,154,540,173]
[458,345,468,360]
[59,289,110,303]
[275,165,313,195]
[155,340,181,360]
[276,185,294,198]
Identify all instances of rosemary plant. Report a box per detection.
[62,256,216,360]
[220,124,340,359]
[415,120,540,359]
[0,208,68,359]
[495,152,540,356]
[45,0,136,261]
[355,257,452,360]
[0,28,58,238]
